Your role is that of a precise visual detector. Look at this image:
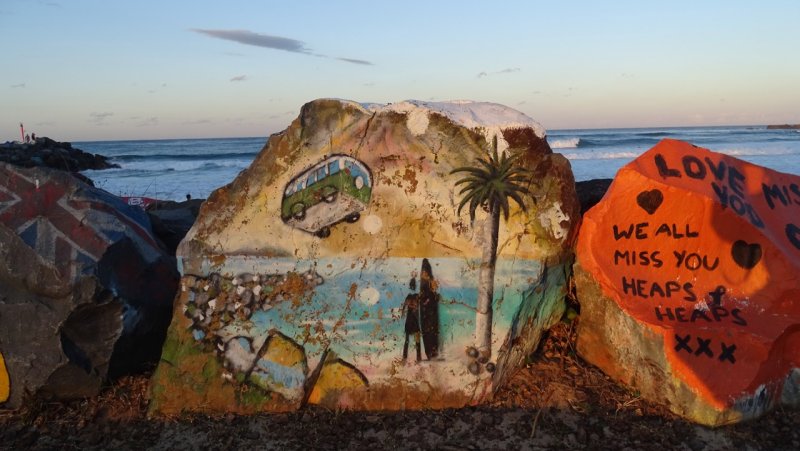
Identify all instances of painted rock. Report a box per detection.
[0,351,8,404]
[0,164,178,408]
[249,331,309,403]
[575,139,800,426]
[149,99,579,414]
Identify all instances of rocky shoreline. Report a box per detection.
[1,137,118,173]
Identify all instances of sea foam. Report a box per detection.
[549,137,580,149]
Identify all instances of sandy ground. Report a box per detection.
[2,321,799,450]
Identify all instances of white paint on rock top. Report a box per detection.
[329,99,546,153]
[372,100,545,152]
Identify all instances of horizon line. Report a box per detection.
[56,123,795,143]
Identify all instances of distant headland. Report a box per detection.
[766,124,800,130]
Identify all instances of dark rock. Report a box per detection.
[145,199,204,254]
[575,178,612,214]
[0,163,178,408]
[71,172,96,187]
[0,136,118,172]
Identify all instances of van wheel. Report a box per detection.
[316,226,331,238]
[345,212,360,223]
[292,203,306,220]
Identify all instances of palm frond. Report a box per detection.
[450,166,489,177]
[456,188,481,217]
[506,189,528,213]
[451,144,536,223]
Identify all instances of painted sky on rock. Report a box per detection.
[1,0,799,141]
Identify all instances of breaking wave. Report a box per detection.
[562,151,640,160]
[549,137,580,149]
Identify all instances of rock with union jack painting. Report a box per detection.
[0,163,178,408]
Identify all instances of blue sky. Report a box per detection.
[2,0,799,141]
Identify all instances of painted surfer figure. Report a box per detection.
[401,259,442,362]
[419,259,441,360]
[402,272,422,362]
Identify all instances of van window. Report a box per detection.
[345,160,370,186]
[328,161,340,175]
[316,166,327,182]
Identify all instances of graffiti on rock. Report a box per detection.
[0,165,161,282]
[401,259,441,362]
[281,154,373,238]
[401,273,422,362]
[150,100,577,414]
[174,254,547,408]
[182,269,372,405]
[602,147,795,368]
[248,332,309,402]
[579,139,800,418]
[451,141,533,374]
[306,349,369,406]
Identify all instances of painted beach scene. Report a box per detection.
[147,99,577,412]
[2,1,800,449]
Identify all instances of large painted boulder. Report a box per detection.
[149,99,579,414]
[575,139,800,426]
[0,163,178,408]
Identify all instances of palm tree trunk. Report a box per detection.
[475,204,500,359]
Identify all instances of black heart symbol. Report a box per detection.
[636,189,663,215]
[731,240,762,269]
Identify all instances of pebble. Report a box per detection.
[688,437,706,451]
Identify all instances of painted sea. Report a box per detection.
[190,256,547,385]
[77,126,800,201]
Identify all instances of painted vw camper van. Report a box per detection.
[280,154,372,237]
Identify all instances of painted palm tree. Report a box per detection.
[451,137,532,361]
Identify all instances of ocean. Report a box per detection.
[77,126,800,202]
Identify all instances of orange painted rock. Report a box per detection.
[576,138,800,426]
[0,351,8,403]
